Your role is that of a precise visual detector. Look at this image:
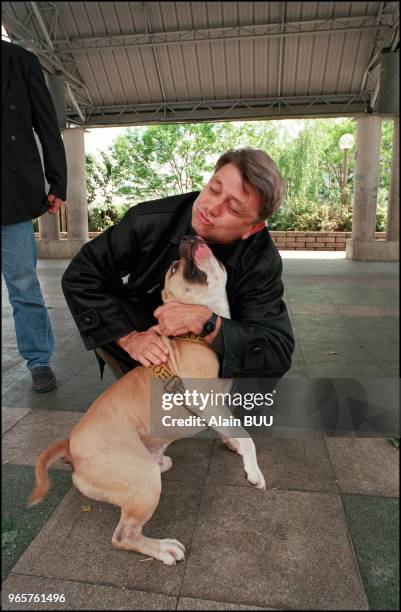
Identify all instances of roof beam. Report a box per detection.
[2,4,93,106]
[54,12,397,55]
[142,2,167,102]
[68,93,371,127]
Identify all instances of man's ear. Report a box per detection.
[161,288,167,303]
[241,221,267,240]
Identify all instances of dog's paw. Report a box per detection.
[245,466,266,490]
[159,538,186,565]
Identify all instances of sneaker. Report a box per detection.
[31,366,56,393]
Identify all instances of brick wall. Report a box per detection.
[270,231,386,250]
[35,231,387,250]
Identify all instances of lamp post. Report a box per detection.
[338,133,355,206]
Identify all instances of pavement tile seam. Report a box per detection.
[174,439,220,605]
[336,495,372,607]
[6,571,181,603]
[176,595,280,610]
[323,440,372,603]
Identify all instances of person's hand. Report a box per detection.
[47,194,64,215]
[116,329,170,367]
[153,303,212,337]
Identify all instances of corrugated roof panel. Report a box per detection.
[208,41,228,99]
[308,35,331,95]
[74,52,102,102]
[337,30,366,93]
[152,43,178,101]
[253,1,270,24]
[59,3,80,38]
[239,38,255,98]
[86,51,116,105]
[108,49,133,104]
[222,2,239,27]
[254,39,269,98]
[113,48,140,103]
[3,1,397,123]
[156,1,179,31]
[128,3,147,34]
[98,3,121,34]
[224,39,241,98]
[204,1,224,28]
[266,39,281,97]
[166,46,189,100]
[137,47,165,102]
[180,45,203,100]
[189,0,209,27]
[173,2,195,30]
[350,30,372,92]
[238,1,254,25]
[111,2,136,35]
[194,44,214,99]
[68,3,95,37]
[289,1,320,20]
[294,37,315,96]
[322,32,348,94]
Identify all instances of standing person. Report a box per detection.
[2,40,67,392]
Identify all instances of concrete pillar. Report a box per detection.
[63,126,89,241]
[386,117,399,241]
[35,132,60,241]
[47,72,66,129]
[352,115,382,241]
[346,115,399,260]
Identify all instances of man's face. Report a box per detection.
[191,163,266,244]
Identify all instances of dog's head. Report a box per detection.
[162,235,230,317]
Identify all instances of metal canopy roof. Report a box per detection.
[2,2,399,126]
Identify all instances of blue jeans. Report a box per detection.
[2,220,54,369]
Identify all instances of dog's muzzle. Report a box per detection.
[179,235,208,284]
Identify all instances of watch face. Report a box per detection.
[204,321,215,335]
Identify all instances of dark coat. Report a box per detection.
[62,192,295,378]
[1,40,67,225]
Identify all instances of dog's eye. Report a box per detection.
[170,261,179,275]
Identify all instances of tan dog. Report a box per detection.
[29,235,265,565]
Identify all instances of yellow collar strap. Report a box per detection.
[173,332,206,343]
[147,362,185,395]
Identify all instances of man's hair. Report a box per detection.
[214,148,286,220]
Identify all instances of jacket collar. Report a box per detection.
[168,190,251,270]
[169,192,197,245]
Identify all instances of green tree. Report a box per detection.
[112,123,220,203]
[85,117,393,232]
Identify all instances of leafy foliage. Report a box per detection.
[85,118,395,232]
[2,514,17,549]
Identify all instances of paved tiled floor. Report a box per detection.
[2,254,399,610]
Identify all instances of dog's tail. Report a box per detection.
[28,439,71,507]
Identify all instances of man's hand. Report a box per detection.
[116,329,170,367]
[47,194,64,215]
[153,302,212,337]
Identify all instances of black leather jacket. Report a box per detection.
[62,192,295,378]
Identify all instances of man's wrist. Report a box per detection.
[203,316,222,343]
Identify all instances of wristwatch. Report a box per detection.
[200,313,218,338]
